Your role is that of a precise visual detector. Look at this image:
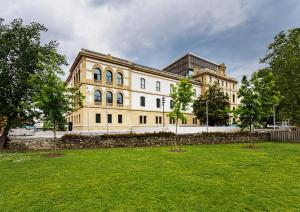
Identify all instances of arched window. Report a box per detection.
[117,93,123,105]
[106,91,113,104]
[94,90,102,103]
[116,73,123,85]
[94,68,101,82]
[106,70,113,84]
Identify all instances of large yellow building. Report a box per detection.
[66,49,238,131]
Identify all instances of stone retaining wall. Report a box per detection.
[7,132,270,151]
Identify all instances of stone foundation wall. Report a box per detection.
[7,132,270,151]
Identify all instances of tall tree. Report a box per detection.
[33,73,83,151]
[260,28,300,125]
[251,68,281,127]
[0,18,67,149]
[235,76,261,147]
[168,78,194,136]
[193,83,230,126]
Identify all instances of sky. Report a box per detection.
[1,0,300,82]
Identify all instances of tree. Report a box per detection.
[193,83,230,126]
[0,18,67,149]
[168,78,193,140]
[260,28,300,125]
[235,76,261,147]
[33,73,83,151]
[251,68,281,128]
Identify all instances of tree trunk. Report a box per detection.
[53,121,57,152]
[0,128,9,150]
[174,118,178,150]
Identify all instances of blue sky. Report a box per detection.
[1,0,299,82]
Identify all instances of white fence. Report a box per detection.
[131,126,240,134]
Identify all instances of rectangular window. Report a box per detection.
[159,116,162,124]
[140,96,145,107]
[170,84,174,94]
[139,116,143,124]
[144,116,147,124]
[233,84,235,89]
[222,81,224,86]
[226,82,228,87]
[155,116,158,124]
[78,114,80,124]
[156,81,161,91]
[193,89,196,97]
[170,100,173,109]
[156,98,161,108]
[169,117,175,124]
[118,114,122,124]
[96,114,101,123]
[107,114,112,123]
[140,78,145,89]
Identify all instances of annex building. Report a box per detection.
[66,49,238,131]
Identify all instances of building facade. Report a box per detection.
[66,49,237,131]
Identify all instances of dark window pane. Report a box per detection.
[107,114,112,123]
[118,114,122,123]
[96,114,101,123]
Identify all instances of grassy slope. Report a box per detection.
[0,143,300,211]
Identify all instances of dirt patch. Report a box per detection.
[43,153,64,158]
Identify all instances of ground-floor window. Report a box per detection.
[169,117,175,124]
[96,114,101,123]
[140,115,147,124]
[118,114,122,123]
[107,114,112,123]
[182,117,187,124]
[155,116,162,124]
[193,117,197,124]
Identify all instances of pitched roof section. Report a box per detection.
[67,49,202,85]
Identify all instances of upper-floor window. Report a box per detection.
[187,69,193,76]
[140,78,145,89]
[156,81,161,91]
[210,77,212,83]
[226,82,228,87]
[106,70,113,84]
[156,98,161,108]
[106,91,113,104]
[94,90,102,103]
[140,96,145,107]
[232,94,235,103]
[193,89,196,97]
[117,93,123,105]
[233,84,235,89]
[170,100,174,109]
[116,72,123,85]
[170,84,174,94]
[94,68,101,82]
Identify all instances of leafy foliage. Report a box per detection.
[235,76,261,131]
[260,28,300,125]
[33,73,84,142]
[0,18,67,149]
[251,68,280,127]
[168,79,194,134]
[193,83,230,126]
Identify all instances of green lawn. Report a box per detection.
[1,143,300,211]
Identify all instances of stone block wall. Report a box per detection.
[7,132,270,151]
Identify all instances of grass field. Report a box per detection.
[1,143,300,211]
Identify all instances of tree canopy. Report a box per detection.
[260,28,300,125]
[193,83,230,126]
[0,18,67,149]
[168,78,194,134]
